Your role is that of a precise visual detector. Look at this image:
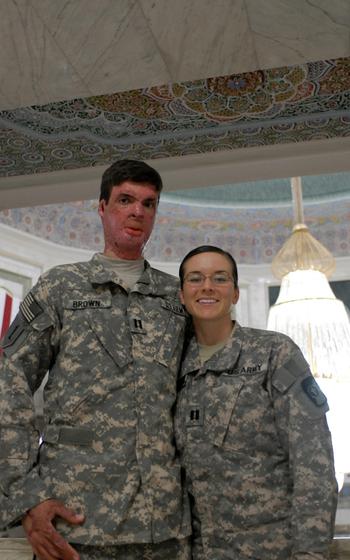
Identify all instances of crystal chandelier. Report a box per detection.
[267,177,350,382]
[267,177,350,481]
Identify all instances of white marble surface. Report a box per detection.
[246,0,350,69]
[36,0,171,96]
[138,0,257,83]
[0,0,85,109]
[1,0,350,109]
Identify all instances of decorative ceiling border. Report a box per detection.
[1,57,350,178]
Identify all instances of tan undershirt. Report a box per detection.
[96,253,145,290]
[198,323,235,365]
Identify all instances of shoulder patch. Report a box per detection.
[20,292,43,323]
[1,314,28,356]
[301,376,327,407]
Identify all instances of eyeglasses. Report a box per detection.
[184,271,234,286]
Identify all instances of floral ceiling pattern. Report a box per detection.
[1,57,350,177]
[1,57,350,264]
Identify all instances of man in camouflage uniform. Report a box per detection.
[175,245,338,559]
[0,160,191,560]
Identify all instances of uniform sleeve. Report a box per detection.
[0,276,60,529]
[270,338,338,560]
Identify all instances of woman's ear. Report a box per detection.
[232,287,240,305]
[179,290,185,305]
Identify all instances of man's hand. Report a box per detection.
[22,499,85,560]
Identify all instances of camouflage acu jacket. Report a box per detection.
[175,323,338,560]
[0,255,191,545]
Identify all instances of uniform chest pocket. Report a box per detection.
[204,375,244,447]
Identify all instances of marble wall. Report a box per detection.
[1,0,349,110]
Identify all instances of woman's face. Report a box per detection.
[180,252,239,324]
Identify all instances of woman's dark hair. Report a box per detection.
[99,159,163,202]
[179,245,238,289]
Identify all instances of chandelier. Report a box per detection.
[267,177,350,381]
[267,177,350,482]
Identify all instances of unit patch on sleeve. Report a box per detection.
[1,313,29,356]
[301,376,327,407]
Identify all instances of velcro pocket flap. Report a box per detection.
[272,353,310,394]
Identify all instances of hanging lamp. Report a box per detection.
[267,177,350,483]
[267,177,350,382]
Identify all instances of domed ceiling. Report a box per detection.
[1,171,349,265]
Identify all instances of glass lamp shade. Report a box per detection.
[267,269,350,382]
[267,269,350,478]
[271,224,336,280]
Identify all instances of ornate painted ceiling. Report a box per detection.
[1,57,350,177]
[1,1,350,266]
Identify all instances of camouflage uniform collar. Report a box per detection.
[88,254,172,296]
[131,264,167,295]
[180,322,244,377]
[132,265,184,299]
[88,253,141,289]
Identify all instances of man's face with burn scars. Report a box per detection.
[98,181,158,260]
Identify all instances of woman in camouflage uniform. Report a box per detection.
[175,245,337,560]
